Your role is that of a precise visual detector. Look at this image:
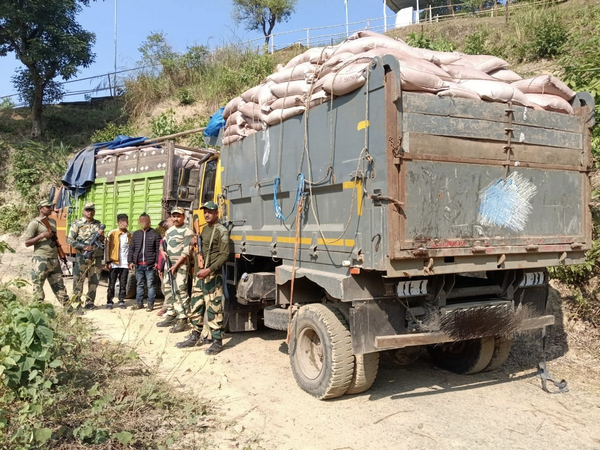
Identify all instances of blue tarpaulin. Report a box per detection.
[203,107,226,137]
[61,135,149,196]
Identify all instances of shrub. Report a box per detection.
[464,30,488,55]
[531,12,567,59]
[150,108,180,137]
[91,121,136,143]
[406,32,455,52]
[0,204,30,234]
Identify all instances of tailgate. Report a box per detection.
[387,92,594,260]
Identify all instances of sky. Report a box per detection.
[0,1,398,103]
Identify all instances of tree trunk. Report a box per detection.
[30,83,43,139]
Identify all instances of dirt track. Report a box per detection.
[2,240,600,450]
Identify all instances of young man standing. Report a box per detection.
[128,213,160,311]
[104,214,131,309]
[177,201,229,355]
[67,202,105,310]
[24,199,70,307]
[156,207,194,333]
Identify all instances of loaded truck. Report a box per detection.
[67,56,595,399]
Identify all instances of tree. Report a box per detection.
[232,0,297,48]
[0,0,96,138]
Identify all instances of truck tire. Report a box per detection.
[263,305,290,331]
[289,304,354,400]
[484,337,513,372]
[427,336,495,375]
[125,270,137,299]
[345,353,380,395]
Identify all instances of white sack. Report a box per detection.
[240,85,262,103]
[223,96,244,119]
[441,64,495,81]
[270,80,311,98]
[256,82,277,110]
[437,82,481,101]
[284,47,331,69]
[225,111,245,127]
[512,75,576,101]
[321,63,369,96]
[525,93,574,114]
[270,95,305,111]
[265,106,306,125]
[222,135,243,146]
[454,54,509,73]
[489,68,522,82]
[459,80,533,107]
[238,102,265,121]
[268,62,317,84]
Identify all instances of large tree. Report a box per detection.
[0,0,96,138]
[232,0,297,48]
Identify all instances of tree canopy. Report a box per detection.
[0,0,96,138]
[232,0,297,47]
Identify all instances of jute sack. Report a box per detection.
[238,102,266,122]
[270,95,304,111]
[320,51,356,72]
[222,135,243,146]
[223,124,247,138]
[512,75,576,101]
[341,32,439,64]
[306,90,330,108]
[321,62,370,96]
[265,106,306,125]
[441,64,495,81]
[223,96,244,119]
[489,68,522,82]
[268,62,317,84]
[525,93,574,114]
[459,79,533,107]
[359,48,450,79]
[454,54,509,73]
[437,82,481,101]
[244,117,267,131]
[271,80,311,98]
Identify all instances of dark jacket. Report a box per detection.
[128,227,160,266]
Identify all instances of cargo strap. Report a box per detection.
[536,326,569,394]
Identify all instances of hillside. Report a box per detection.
[0,0,598,328]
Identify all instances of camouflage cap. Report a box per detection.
[171,207,185,215]
[83,202,95,210]
[200,201,218,210]
[37,199,54,209]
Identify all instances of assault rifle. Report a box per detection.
[40,217,71,276]
[82,224,106,261]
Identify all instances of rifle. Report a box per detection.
[82,224,106,261]
[162,239,179,307]
[40,217,71,276]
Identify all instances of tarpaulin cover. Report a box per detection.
[61,135,149,196]
[203,107,226,137]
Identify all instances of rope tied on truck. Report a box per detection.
[273,173,306,222]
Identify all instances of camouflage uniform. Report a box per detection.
[163,224,194,319]
[24,217,69,304]
[67,217,105,307]
[189,222,229,340]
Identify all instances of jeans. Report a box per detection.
[107,267,128,304]
[135,265,156,306]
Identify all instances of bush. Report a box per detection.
[150,108,180,137]
[0,204,30,234]
[464,30,488,55]
[406,32,455,52]
[531,12,567,59]
[91,121,136,143]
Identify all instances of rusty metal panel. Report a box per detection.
[400,162,584,249]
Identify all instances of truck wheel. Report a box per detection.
[427,336,495,375]
[263,305,290,331]
[125,270,137,299]
[345,353,380,395]
[289,304,354,400]
[484,337,513,372]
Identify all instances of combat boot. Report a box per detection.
[170,319,189,333]
[175,330,201,348]
[205,339,223,355]
[156,315,177,327]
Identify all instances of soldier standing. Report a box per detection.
[24,199,70,307]
[156,207,194,333]
[176,201,229,355]
[67,202,105,310]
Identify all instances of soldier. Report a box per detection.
[156,207,194,333]
[24,199,70,307]
[176,201,229,355]
[67,202,105,310]
[104,213,131,309]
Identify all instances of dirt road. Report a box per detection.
[2,241,599,450]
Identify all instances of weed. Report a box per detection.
[464,30,489,55]
[151,108,180,137]
[0,204,30,234]
[406,32,455,52]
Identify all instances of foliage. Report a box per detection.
[232,0,297,46]
[91,121,136,144]
[464,30,489,55]
[0,204,30,235]
[406,32,455,52]
[11,140,72,202]
[0,0,96,137]
[0,98,15,109]
[151,108,180,137]
[509,6,567,62]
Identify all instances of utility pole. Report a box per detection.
[113,0,118,96]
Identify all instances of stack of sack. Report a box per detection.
[221,30,577,146]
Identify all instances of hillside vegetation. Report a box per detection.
[0,0,599,324]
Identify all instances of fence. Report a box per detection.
[238,0,560,53]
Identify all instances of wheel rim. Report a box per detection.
[297,326,323,380]
[437,341,470,359]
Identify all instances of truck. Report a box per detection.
[66,55,595,400]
